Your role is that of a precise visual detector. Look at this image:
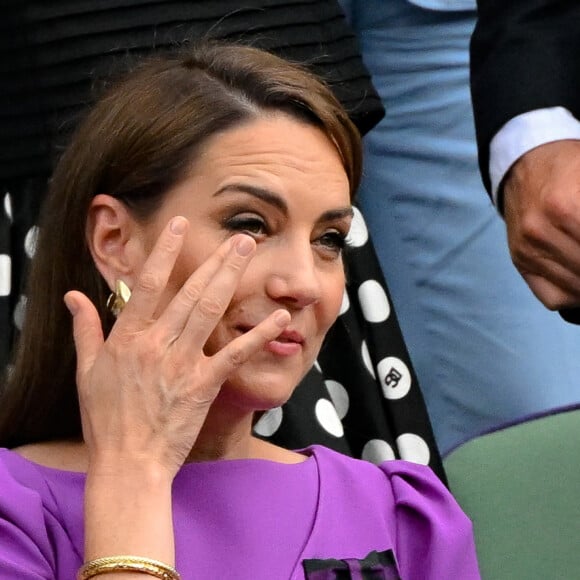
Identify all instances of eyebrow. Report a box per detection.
[214,183,353,222]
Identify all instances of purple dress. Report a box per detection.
[0,445,480,579]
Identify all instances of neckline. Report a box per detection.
[1,446,316,478]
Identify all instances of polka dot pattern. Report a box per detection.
[3,192,12,221]
[315,399,344,438]
[324,380,349,419]
[378,357,412,400]
[361,439,396,464]
[0,254,10,297]
[346,206,369,248]
[24,226,39,259]
[339,289,350,316]
[13,295,27,331]
[358,279,391,323]
[361,340,376,379]
[396,433,431,466]
[253,407,284,437]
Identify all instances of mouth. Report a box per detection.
[237,325,304,356]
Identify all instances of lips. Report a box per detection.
[274,330,304,344]
[236,324,304,356]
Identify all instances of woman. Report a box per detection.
[1,0,444,479]
[0,43,479,579]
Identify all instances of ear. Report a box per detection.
[87,194,146,292]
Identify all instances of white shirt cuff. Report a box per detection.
[489,107,580,205]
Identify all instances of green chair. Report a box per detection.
[444,406,580,579]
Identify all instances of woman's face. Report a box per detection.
[137,113,351,411]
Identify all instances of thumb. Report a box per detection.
[64,290,104,385]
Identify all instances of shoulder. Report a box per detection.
[305,445,403,511]
[0,447,63,514]
[312,446,464,515]
[307,444,442,492]
[0,444,85,524]
[0,449,70,576]
[303,446,481,579]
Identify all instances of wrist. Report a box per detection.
[84,463,175,563]
[86,450,176,485]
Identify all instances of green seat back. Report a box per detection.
[444,408,580,579]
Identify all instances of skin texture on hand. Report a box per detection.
[503,139,580,310]
[65,221,289,481]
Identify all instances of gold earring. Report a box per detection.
[106,280,132,317]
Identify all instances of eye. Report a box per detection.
[317,230,347,256]
[224,214,268,238]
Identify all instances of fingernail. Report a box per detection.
[64,295,78,315]
[236,235,255,257]
[170,216,187,235]
[274,310,290,327]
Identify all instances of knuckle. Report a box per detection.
[180,281,203,305]
[518,213,545,245]
[164,356,188,382]
[543,193,571,223]
[509,243,528,269]
[227,344,248,367]
[136,270,164,294]
[136,339,161,365]
[197,296,224,319]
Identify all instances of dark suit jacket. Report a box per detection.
[470,0,580,196]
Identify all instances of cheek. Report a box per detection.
[319,274,345,331]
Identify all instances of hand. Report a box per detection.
[64,216,290,479]
[503,140,580,310]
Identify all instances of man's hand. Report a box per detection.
[503,139,580,310]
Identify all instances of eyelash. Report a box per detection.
[224,215,268,237]
[223,214,347,256]
[318,231,347,253]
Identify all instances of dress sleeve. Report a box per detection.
[379,460,481,579]
[0,450,60,579]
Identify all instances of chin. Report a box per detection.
[221,365,307,412]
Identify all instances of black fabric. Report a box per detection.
[0,0,384,181]
[0,0,447,482]
[303,549,400,579]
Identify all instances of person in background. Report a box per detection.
[340,0,580,454]
[0,43,480,579]
[471,0,580,317]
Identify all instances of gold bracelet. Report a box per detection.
[77,555,181,579]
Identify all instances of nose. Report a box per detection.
[265,241,322,309]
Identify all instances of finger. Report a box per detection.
[64,291,104,385]
[156,234,249,339]
[521,262,580,310]
[510,212,580,278]
[122,216,189,323]
[210,309,291,381]
[179,234,256,346]
[522,272,580,311]
[511,228,580,300]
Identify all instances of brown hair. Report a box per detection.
[0,42,362,447]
